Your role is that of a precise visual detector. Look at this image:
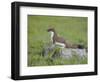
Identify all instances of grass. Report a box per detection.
[28,15,88,66]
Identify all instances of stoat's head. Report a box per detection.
[47,28,55,32]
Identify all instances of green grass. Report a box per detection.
[28,15,88,66]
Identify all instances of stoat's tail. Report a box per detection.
[77,44,84,49]
[65,42,85,49]
[77,44,88,52]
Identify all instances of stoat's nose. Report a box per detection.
[47,29,49,32]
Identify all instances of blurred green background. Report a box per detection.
[28,15,88,66]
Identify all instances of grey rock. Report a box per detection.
[42,44,87,59]
[60,48,87,59]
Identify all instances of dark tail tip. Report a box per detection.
[77,44,84,49]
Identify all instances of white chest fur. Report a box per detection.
[50,31,54,42]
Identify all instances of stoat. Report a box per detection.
[47,28,83,49]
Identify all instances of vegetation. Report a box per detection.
[28,15,88,66]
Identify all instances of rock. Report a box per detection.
[60,49,72,58]
[60,48,87,59]
[42,44,55,57]
[42,44,87,59]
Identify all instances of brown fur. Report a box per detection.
[47,28,83,49]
